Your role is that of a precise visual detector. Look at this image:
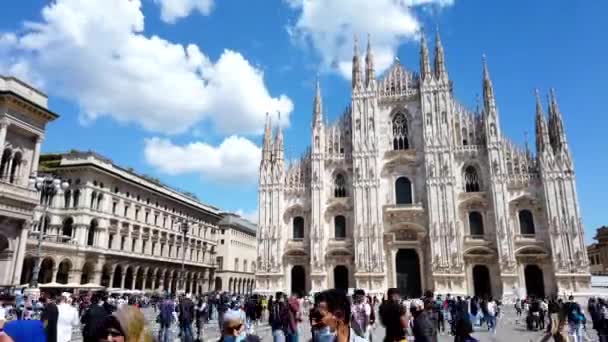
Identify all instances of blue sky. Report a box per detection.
[1,0,606,241]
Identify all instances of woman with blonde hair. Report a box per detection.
[97,306,154,342]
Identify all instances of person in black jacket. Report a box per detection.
[413,300,438,342]
[453,301,475,342]
[81,294,109,342]
[178,294,196,342]
[41,295,59,342]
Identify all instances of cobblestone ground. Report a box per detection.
[71,307,600,342]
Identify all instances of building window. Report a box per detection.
[392,112,409,150]
[90,191,97,209]
[220,239,224,245]
[160,243,165,256]
[145,211,149,223]
[64,190,71,208]
[464,166,481,192]
[217,257,223,271]
[121,236,126,250]
[468,211,484,236]
[395,177,413,204]
[243,260,248,272]
[234,258,239,271]
[124,206,128,218]
[154,214,158,226]
[108,234,114,249]
[142,240,147,254]
[131,238,136,252]
[135,208,140,221]
[112,202,117,214]
[334,215,346,239]
[169,245,173,258]
[293,216,304,240]
[152,242,156,254]
[72,190,80,208]
[519,209,535,235]
[334,173,347,197]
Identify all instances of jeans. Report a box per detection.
[569,322,583,342]
[158,322,171,342]
[273,329,286,342]
[181,322,194,342]
[286,332,299,342]
[486,315,496,333]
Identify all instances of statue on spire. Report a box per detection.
[420,29,432,80]
[365,34,375,86]
[434,27,447,79]
[352,35,362,89]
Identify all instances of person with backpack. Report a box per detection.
[269,292,290,342]
[566,296,586,342]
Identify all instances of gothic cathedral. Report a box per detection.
[256,32,590,299]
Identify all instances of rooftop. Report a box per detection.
[218,212,257,235]
[0,75,48,108]
[39,150,221,217]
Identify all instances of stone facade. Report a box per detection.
[0,76,57,287]
[256,34,590,298]
[587,226,608,275]
[214,213,256,294]
[20,151,220,294]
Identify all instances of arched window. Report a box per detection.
[334,173,346,198]
[243,260,248,272]
[90,191,97,209]
[519,210,535,235]
[395,177,413,204]
[468,211,484,236]
[87,219,98,246]
[334,215,346,239]
[97,194,103,211]
[234,258,239,271]
[392,113,409,150]
[293,216,304,240]
[464,166,481,192]
[0,149,11,180]
[62,218,74,239]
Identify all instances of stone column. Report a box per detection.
[30,136,42,176]
[120,271,126,289]
[0,120,8,151]
[109,270,115,288]
[11,220,30,286]
[52,266,59,283]
[69,269,82,284]
[92,270,102,285]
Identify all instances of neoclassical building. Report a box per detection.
[214,213,257,294]
[20,151,220,294]
[257,33,590,298]
[0,76,57,287]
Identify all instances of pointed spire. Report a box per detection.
[312,76,323,127]
[548,88,567,151]
[352,34,362,89]
[365,33,375,86]
[420,29,431,80]
[534,89,550,154]
[434,27,447,79]
[482,54,496,114]
[262,112,273,161]
[275,111,284,158]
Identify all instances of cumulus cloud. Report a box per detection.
[155,0,214,23]
[287,0,455,78]
[143,136,261,183]
[0,0,292,134]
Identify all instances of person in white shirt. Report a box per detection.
[56,295,79,342]
[486,299,497,334]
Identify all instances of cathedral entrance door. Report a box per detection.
[334,265,349,292]
[524,264,545,298]
[396,249,422,298]
[291,265,306,296]
[472,265,492,298]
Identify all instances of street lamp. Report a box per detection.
[180,221,190,293]
[28,174,69,289]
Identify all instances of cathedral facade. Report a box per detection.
[256,33,590,299]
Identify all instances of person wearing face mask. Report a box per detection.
[311,289,367,342]
[221,310,261,342]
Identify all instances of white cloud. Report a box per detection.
[143,135,261,183]
[0,0,292,134]
[236,209,259,224]
[155,0,214,23]
[287,0,455,78]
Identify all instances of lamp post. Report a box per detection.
[28,174,69,289]
[180,221,190,293]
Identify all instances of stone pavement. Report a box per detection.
[70,306,600,341]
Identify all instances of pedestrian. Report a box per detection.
[412,299,438,342]
[97,306,153,342]
[195,297,208,341]
[269,292,290,342]
[311,289,367,342]
[287,295,301,342]
[566,296,585,342]
[178,294,195,342]
[351,289,372,341]
[41,295,59,342]
[221,309,261,342]
[56,295,79,342]
[453,301,476,342]
[157,295,174,342]
[82,294,109,342]
[378,288,408,342]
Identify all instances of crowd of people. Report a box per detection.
[0,288,606,341]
